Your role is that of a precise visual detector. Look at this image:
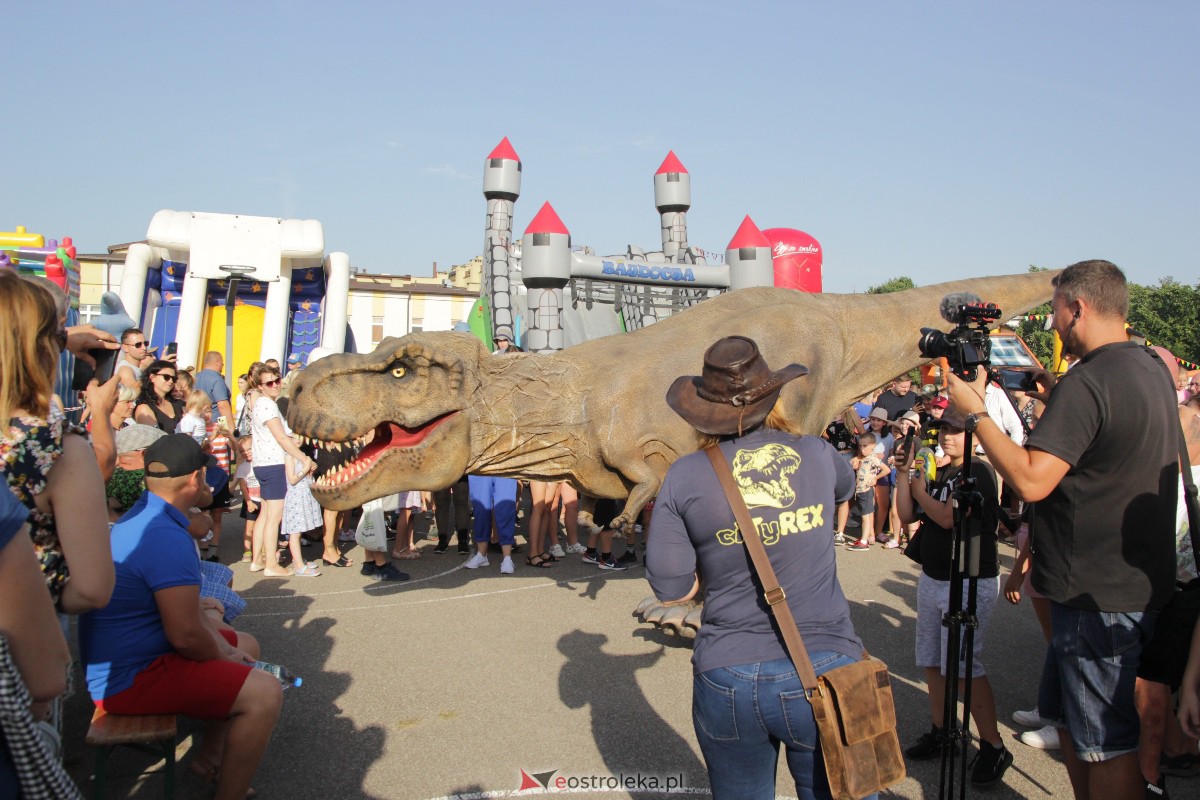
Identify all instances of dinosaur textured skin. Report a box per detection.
[287,272,1058,531]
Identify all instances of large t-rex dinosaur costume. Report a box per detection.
[287,271,1058,536]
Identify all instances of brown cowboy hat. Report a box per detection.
[666,336,808,435]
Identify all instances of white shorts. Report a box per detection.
[915,571,999,678]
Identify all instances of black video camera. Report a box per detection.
[918,302,1002,381]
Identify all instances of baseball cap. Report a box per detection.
[867,407,889,422]
[494,333,510,342]
[144,434,209,478]
[929,395,949,409]
[287,353,302,365]
[116,424,167,455]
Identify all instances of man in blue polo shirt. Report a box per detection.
[79,434,281,800]
[194,351,234,430]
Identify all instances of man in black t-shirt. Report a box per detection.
[949,260,1178,800]
[872,375,919,421]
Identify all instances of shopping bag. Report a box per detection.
[355,498,388,551]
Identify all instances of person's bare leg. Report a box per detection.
[925,668,947,727]
[1136,678,1170,783]
[261,500,287,574]
[836,501,849,534]
[561,484,580,548]
[968,675,1003,747]
[213,670,283,800]
[857,512,874,545]
[527,482,548,557]
[874,485,890,539]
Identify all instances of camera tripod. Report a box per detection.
[938,374,1033,800]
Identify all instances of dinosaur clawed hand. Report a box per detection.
[633,596,702,641]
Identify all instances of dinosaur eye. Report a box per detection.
[391,366,406,379]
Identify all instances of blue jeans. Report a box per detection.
[467,476,517,545]
[692,653,877,800]
[1038,602,1156,762]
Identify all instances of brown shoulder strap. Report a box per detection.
[704,445,820,693]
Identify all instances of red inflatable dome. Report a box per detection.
[763,228,822,293]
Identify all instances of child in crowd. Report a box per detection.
[846,432,887,551]
[391,490,423,559]
[176,389,211,447]
[581,497,628,570]
[282,433,323,577]
[234,436,261,563]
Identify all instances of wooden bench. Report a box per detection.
[85,707,177,800]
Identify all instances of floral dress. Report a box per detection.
[1,409,70,604]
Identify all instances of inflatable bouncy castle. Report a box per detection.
[118,211,352,380]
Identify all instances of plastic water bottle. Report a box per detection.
[254,661,302,690]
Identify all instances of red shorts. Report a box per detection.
[96,629,252,720]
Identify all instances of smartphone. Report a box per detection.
[70,347,119,391]
[165,342,178,358]
[997,368,1038,393]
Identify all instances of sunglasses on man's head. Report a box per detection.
[261,379,281,388]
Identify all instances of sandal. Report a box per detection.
[322,554,354,567]
[526,554,554,568]
[392,548,421,560]
[241,550,253,563]
[540,551,558,563]
[261,567,295,578]
[293,564,322,577]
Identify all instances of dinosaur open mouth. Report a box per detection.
[307,411,458,490]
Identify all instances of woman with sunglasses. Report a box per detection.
[0,270,114,613]
[133,361,184,434]
[248,364,316,578]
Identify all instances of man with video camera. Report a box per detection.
[948,260,1179,800]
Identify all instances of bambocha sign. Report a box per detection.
[570,253,731,289]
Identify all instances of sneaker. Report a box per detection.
[833,532,847,546]
[846,540,871,551]
[582,551,600,565]
[598,556,627,571]
[1012,707,1042,727]
[565,542,588,554]
[617,550,638,564]
[877,532,892,544]
[360,561,377,577]
[549,544,565,558]
[883,539,900,549]
[500,556,514,575]
[464,552,489,569]
[433,540,449,554]
[905,725,946,761]
[1017,725,1059,750]
[338,529,356,542]
[1147,778,1169,799]
[371,563,409,582]
[969,741,1013,787]
[1160,753,1200,777]
[457,540,471,554]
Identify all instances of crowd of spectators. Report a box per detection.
[7,260,1200,799]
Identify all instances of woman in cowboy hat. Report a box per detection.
[645,335,869,800]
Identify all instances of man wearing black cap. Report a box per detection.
[79,435,281,799]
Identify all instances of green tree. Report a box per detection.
[1016,266,1054,368]
[867,276,915,294]
[1127,278,1200,366]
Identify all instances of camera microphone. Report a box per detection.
[939,292,984,324]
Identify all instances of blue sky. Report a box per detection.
[5,2,1198,294]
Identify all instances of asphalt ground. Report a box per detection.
[59,509,1199,800]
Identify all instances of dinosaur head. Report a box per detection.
[286,332,486,510]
